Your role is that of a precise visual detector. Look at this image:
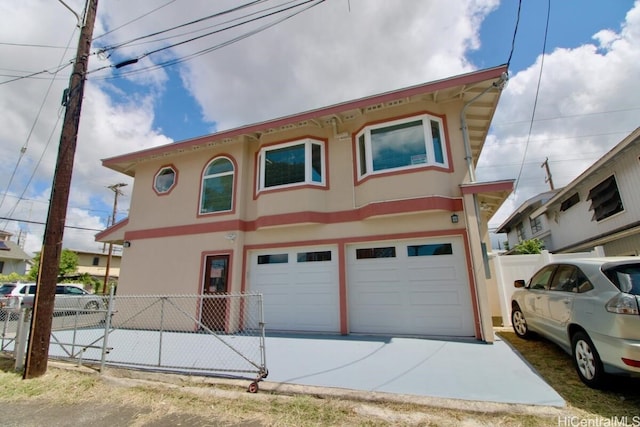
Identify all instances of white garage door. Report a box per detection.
[347,238,474,337]
[249,246,340,332]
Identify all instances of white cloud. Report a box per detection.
[480,0,640,229]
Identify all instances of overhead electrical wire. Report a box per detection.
[92,0,178,41]
[96,0,268,53]
[513,0,551,194]
[0,26,79,231]
[505,0,522,70]
[0,62,73,86]
[90,0,325,79]
[99,0,300,53]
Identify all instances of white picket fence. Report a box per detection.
[490,246,605,327]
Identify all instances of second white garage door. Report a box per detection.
[249,246,340,332]
[347,238,475,337]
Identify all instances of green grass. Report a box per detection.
[498,330,640,419]
[4,334,639,427]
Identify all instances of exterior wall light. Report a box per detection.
[451,213,459,224]
[123,241,131,248]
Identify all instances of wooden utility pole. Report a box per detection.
[24,0,99,379]
[541,157,555,190]
[103,183,127,294]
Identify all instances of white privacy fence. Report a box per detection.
[491,247,605,327]
[1,293,268,392]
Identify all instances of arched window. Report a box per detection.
[200,157,234,214]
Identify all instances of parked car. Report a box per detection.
[0,283,103,313]
[511,257,640,388]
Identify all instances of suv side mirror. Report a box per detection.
[514,279,526,288]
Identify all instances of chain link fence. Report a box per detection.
[1,293,267,391]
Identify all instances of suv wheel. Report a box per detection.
[572,331,605,388]
[511,304,531,338]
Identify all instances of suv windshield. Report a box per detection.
[603,263,640,295]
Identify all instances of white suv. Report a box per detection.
[0,283,103,312]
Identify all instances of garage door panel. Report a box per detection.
[351,268,399,282]
[348,238,474,337]
[406,266,457,281]
[354,291,403,305]
[250,247,339,333]
[406,290,462,305]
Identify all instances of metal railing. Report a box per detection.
[1,293,268,391]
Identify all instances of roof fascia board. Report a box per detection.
[102,65,508,169]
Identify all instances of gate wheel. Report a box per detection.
[247,381,259,393]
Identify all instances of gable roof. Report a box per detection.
[102,65,509,176]
[0,240,32,261]
[496,189,561,233]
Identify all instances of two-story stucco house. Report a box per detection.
[525,127,640,256]
[96,66,514,342]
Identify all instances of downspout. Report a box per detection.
[460,72,508,341]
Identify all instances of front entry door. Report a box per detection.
[202,255,229,331]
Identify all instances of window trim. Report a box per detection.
[355,113,449,181]
[198,156,236,216]
[256,138,327,192]
[153,165,178,195]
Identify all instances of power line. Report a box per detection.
[505,0,522,69]
[492,107,640,127]
[90,0,325,78]
[0,25,79,223]
[97,0,294,53]
[0,216,104,232]
[0,62,73,86]
[513,0,551,194]
[96,0,267,53]
[92,0,178,41]
[484,129,633,147]
[0,42,70,49]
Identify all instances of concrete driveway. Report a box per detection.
[42,323,564,407]
[262,332,564,407]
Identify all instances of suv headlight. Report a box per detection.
[606,293,640,315]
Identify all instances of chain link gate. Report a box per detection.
[2,293,268,392]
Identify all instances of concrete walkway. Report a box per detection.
[262,332,565,407]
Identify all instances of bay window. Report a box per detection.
[356,114,447,178]
[257,138,325,191]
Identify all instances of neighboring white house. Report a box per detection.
[495,189,560,253]
[497,127,640,256]
[0,230,32,276]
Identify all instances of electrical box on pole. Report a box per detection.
[23,0,99,379]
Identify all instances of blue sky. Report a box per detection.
[0,0,638,254]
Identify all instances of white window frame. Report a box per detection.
[199,156,234,215]
[356,114,447,179]
[154,166,177,194]
[257,138,326,191]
